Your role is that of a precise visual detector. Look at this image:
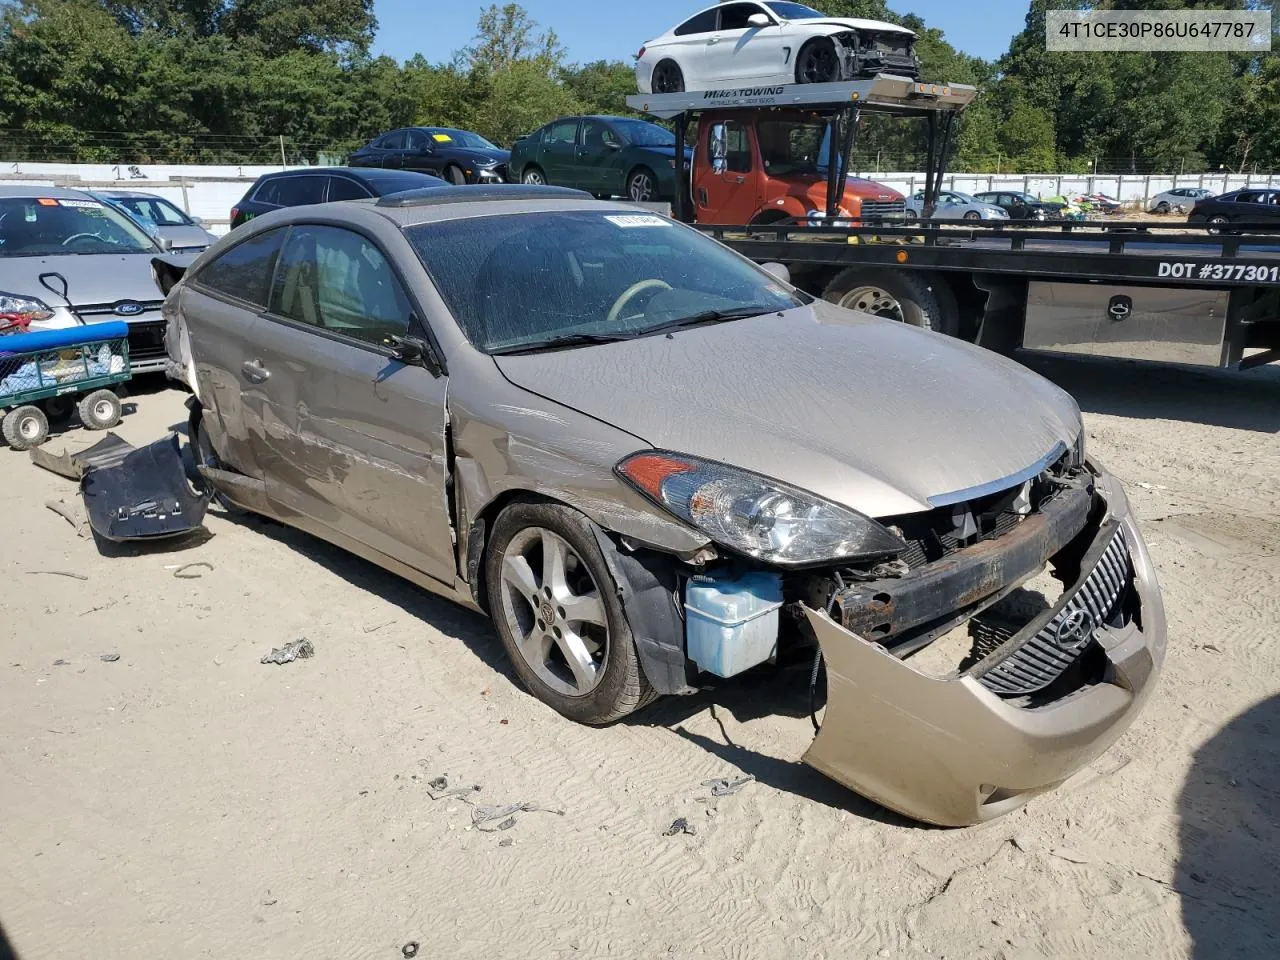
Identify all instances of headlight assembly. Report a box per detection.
[0,291,54,330]
[616,451,907,567]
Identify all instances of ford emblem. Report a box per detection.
[113,301,145,317]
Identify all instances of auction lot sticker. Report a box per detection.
[1156,260,1280,283]
[605,215,668,228]
[1047,10,1271,52]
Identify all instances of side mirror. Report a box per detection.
[190,216,204,226]
[385,333,442,374]
[155,235,174,252]
[760,262,790,284]
[747,12,771,27]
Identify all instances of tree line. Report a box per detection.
[0,0,1275,174]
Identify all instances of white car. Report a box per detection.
[636,1,919,94]
[905,190,1009,222]
[1148,187,1212,214]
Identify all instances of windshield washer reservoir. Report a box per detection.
[685,571,784,678]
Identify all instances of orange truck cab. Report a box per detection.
[690,109,904,226]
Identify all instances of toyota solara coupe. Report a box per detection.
[155,185,1165,826]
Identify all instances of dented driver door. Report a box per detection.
[249,223,455,585]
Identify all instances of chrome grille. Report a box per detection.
[76,300,164,319]
[860,200,906,220]
[977,527,1132,697]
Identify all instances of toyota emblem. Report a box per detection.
[1054,608,1097,650]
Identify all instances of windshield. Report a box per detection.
[758,119,826,176]
[765,2,824,18]
[612,119,675,147]
[115,196,193,227]
[406,211,807,354]
[430,129,498,150]
[0,196,156,257]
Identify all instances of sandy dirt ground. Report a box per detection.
[2,356,1278,960]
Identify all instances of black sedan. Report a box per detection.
[1188,188,1280,233]
[348,127,510,185]
[230,168,445,228]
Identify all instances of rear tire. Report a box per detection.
[822,268,960,337]
[651,59,684,93]
[77,389,122,431]
[2,404,49,450]
[485,501,657,725]
[796,38,842,84]
[1207,215,1230,235]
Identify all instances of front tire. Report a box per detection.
[445,164,467,186]
[627,167,658,202]
[1155,201,1170,214]
[963,210,982,221]
[2,404,49,450]
[796,38,841,84]
[822,268,960,337]
[522,166,546,186]
[651,59,684,93]
[485,502,656,725]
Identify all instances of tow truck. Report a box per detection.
[626,76,1280,370]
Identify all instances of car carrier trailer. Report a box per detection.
[626,77,1280,371]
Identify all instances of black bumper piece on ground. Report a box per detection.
[81,433,211,542]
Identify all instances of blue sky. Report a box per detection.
[372,1,1028,66]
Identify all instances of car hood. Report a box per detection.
[156,224,216,249]
[802,18,916,37]
[493,301,1082,519]
[449,147,511,164]
[631,145,694,159]
[0,250,200,307]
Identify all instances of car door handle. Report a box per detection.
[708,37,719,44]
[731,175,745,184]
[241,359,270,384]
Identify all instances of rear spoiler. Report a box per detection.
[151,256,189,298]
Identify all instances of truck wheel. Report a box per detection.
[652,59,684,93]
[485,501,657,726]
[823,268,960,337]
[2,405,50,450]
[522,166,546,186]
[796,38,841,84]
[77,389,122,431]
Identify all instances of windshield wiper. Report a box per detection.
[489,333,634,356]
[639,305,778,337]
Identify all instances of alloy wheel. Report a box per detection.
[498,527,610,698]
[628,172,655,202]
[797,43,840,84]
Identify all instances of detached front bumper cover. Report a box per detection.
[801,468,1166,826]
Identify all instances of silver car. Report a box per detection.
[905,190,1009,221]
[161,186,1166,826]
[1,186,201,375]
[1148,186,1212,214]
[90,190,219,251]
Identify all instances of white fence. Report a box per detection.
[5,161,1280,229]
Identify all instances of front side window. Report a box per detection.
[719,3,769,30]
[0,196,156,257]
[270,225,412,346]
[426,128,498,150]
[582,120,622,150]
[674,9,718,35]
[406,211,806,354]
[194,227,286,307]
[757,120,825,176]
[724,121,751,173]
[327,177,372,202]
[378,131,408,150]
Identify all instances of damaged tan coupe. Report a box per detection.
[156,185,1166,826]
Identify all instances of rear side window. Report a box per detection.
[674,9,717,34]
[327,177,371,201]
[194,227,286,307]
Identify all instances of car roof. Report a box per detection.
[256,166,444,187]
[0,185,99,200]
[91,190,172,201]
[327,185,652,229]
